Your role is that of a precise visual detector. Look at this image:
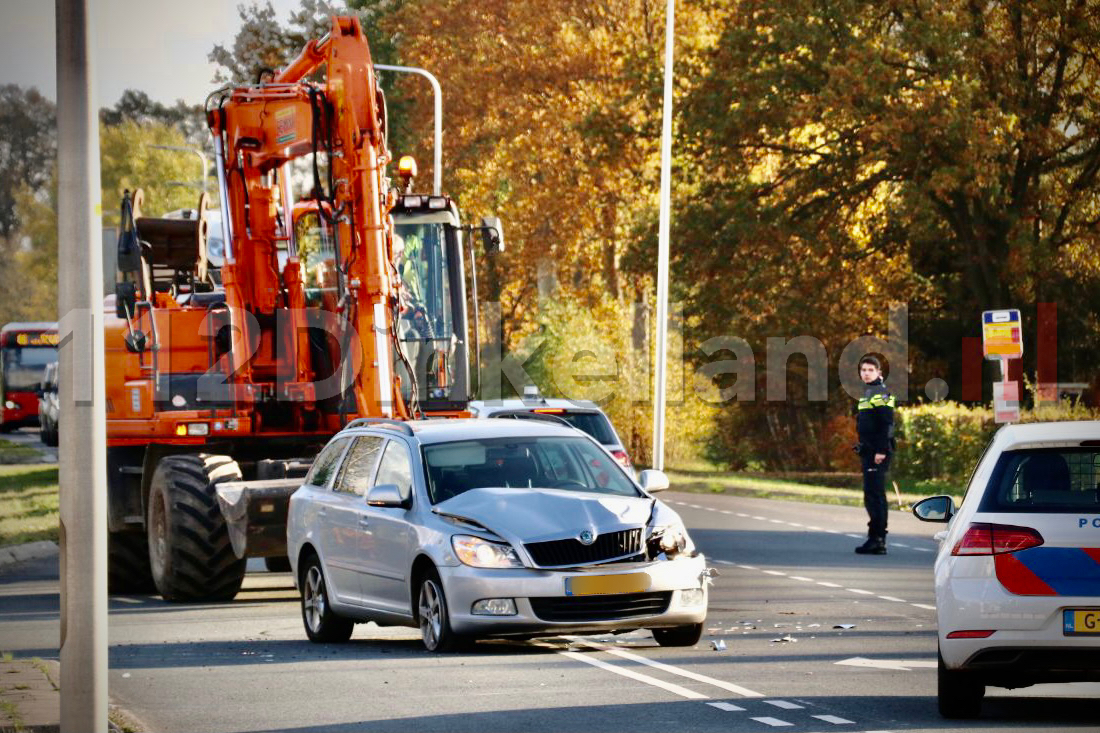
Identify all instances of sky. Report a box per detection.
[0,0,322,108]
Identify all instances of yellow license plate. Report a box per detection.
[566,573,649,596]
[1063,609,1100,635]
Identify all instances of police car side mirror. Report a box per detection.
[912,495,954,523]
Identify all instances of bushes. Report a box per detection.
[893,398,1100,488]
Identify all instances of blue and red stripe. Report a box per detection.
[996,547,1100,596]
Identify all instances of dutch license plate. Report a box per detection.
[1062,609,1100,635]
[566,573,649,597]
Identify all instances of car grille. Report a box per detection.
[530,592,672,622]
[525,528,643,568]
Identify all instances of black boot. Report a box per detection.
[854,536,887,555]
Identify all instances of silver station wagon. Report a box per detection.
[286,418,709,651]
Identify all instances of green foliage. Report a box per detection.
[520,292,718,468]
[893,399,1100,488]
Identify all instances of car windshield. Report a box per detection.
[422,436,639,504]
[2,346,57,391]
[979,447,1100,513]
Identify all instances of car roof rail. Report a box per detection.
[488,410,573,428]
[342,417,415,436]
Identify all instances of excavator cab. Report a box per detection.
[391,194,470,413]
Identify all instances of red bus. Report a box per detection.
[1,322,58,431]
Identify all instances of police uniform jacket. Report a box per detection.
[856,378,895,456]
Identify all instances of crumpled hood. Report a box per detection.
[433,487,660,544]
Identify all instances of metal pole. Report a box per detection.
[56,0,107,730]
[651,0,676,472]
[374,64,442,195]
[150,144,209,196]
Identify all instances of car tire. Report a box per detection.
[651,622,704,647]
[147,454,247,602]
[299,553,354,643]
[938,647,984,719]
[107,530,156,594]
[264,556,292,573]
[417,568,466,652]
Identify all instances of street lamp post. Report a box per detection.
[149,144,209,196]
[374,64,443,196]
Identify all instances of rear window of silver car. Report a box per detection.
[423,436,639,504]
[979,448,1100,513]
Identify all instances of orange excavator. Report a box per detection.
[104,16,486,601]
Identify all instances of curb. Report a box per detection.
[0,541,59,569]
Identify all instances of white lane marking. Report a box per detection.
[769,519,786,524]
[787,522,804,528]
[707,702,746,712]
[825,529,841,534]
[911,603,936,610]
[720,510,733,515]
[836,657,938,671]
[736,512,749,518]
[877,595,907,603]
[737,564,758,570]
[892,542,909,548]
[567,638,765,697]
[788,576,814,582]
[712,558,736,565]
[763,700,804,710]
[813,714,855,724]
[848,588,874,595]
[542,645,707,699]
[816,581,842,588]
[913,547,934,552]
[763,570,787,576]
[753,516,769,521]
[751,717,793,727]
[845,533,862,539]
[805,525,822,531]
[717,560,938,610]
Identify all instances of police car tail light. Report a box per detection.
[951,523,1044,556]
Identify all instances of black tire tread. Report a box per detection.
[108,531,156,594]
[651,622,704,647]
[149,453,246,602]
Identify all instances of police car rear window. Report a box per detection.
[557,411,616,445]
[979,448,1100,513]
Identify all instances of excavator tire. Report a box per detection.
[147,453,246,602]
[107,530,156,594]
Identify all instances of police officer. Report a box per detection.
[854,355,895,555]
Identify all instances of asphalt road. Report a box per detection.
[1,492,1097,732]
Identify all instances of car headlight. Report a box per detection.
[452,535,524,568]
[648,522,695,558]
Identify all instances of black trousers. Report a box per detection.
[860,453,891,539]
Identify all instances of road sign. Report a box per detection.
[982,309,1023,359]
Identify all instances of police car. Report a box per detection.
[913,421,1100,718]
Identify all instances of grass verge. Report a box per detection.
[0,465,59,546]
[0,440,42,466]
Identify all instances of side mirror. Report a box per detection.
[480,216,504,252]
[638,469,670,494]
[912,495,955,523]
[366,483,408,508]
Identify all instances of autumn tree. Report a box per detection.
[0,85,56,241]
